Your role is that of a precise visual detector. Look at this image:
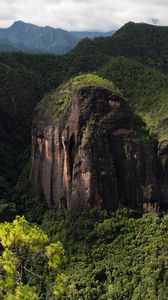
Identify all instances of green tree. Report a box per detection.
[0,216,66,299]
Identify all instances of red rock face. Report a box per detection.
[31,87,161,211]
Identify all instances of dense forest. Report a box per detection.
[0,22,168,299]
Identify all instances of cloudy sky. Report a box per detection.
[0,0,167,31]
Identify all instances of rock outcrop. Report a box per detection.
[158,140,168,209]
[31,75,162,211]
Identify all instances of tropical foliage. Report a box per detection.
[0,216,66,299]
[43,209,168,300]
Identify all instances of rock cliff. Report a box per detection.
[31,74,163,211]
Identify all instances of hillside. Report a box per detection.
[0,60,47,196]
[0,20,168,300]
[0,21,78,54]
[0,21,115,54]
[42,208,168,299]
[98,56,168,140]
[0,22,168,211]
[0,39,20,52]
[69,22,168,74]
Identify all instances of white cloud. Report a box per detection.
[0,0,167,30]
[0,0,15,22]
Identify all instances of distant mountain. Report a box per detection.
[0,21,115,54]
[0,21,78,54]
[71,30,115,39]
[0,37,37,53]
[0,39,19,52]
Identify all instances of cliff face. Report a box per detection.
[158,140,168,209]
[31,75,163,211]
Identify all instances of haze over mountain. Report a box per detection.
[0,20,115,54]
[71,31,114,39]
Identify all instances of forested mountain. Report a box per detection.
[0,21,168,299]
[68,21,168,73]
[0,21,115,54]
[0,21,78,54]
[0,21,168,205]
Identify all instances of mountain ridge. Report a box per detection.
[0,20,115,54]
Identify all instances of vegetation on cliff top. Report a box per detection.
[37,73,153,145]
[37,73,119,122]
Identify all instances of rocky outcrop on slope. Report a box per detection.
[158,140,168,209]
[31,75,162,211]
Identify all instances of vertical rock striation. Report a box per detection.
[31,75,162,211]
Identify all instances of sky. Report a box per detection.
[0,0,167,31]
